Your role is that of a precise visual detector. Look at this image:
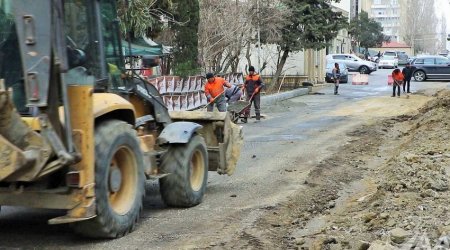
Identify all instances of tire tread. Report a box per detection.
[73,120,145,238]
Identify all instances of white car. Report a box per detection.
[378,55,398,69]
[326,54,377,74]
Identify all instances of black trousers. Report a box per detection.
[245,93,261,120]
[403,79,411,92]
[392,85,401,96]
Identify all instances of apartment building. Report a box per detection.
[352,0,406,42]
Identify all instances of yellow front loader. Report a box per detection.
[0,0,242,238]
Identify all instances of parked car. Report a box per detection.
[368,55,380,63]
[382,51,399,58]
[378,55,398,69]
[325,62,348,83]
[397,52,409,65]
[410,56,450,81]
[326,54,377,74]
[407,56,416,64]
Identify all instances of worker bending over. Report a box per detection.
[204,73,232,112]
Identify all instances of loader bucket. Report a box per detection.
[0,91,52,181]
[169,111,243,175]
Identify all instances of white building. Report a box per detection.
[354,0,405,42]
[333,0,351,17]
[328,5,351,55]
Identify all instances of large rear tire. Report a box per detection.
[159,135,208,207]
[73,120,145,238]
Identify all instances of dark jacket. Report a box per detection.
[402,67,413,80]
[244,74,264,95]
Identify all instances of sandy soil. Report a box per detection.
[218,89,450,249]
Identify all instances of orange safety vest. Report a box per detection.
[204,77,226,98]
[392,72,404,81]
[244,74,262,93]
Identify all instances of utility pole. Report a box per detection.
[257,0,261,73]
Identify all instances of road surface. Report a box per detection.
[0,68,448,249]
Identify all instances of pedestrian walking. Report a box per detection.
[391,68,404,97]
[243,66,264,122]
[204,73,232,112]
[376,51,381,62]
[401,63,413,93]
[332,63,341,95]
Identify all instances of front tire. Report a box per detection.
[414,71,426,82]
[73,120,145,238]
[159,135,208,207]
[359,66,369,74]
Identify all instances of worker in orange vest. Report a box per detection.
[204,73,232,112]
[391,68,404,97]
[243,66,264,122]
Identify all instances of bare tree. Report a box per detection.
[438,14,447,52]
[401,0,440,54]
[198,0,251,73]
[198,0,289,74]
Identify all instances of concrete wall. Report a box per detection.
[237,44,305,76]
[304,49,327,84]
[261,87,311,106]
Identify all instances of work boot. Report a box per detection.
[256,113,260,121]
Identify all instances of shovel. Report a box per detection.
[200,90,226,111]
[241,90,258,119]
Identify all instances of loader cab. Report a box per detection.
[63,0,125,92]
[0,0,126,113]
[0,1,27,113]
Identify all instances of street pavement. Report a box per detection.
[0,68,448,249]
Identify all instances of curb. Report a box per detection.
[261,87,311,106]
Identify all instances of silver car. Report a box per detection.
[326,54,377,74]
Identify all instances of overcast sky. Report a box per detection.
[436,0,450,33]
[331,0,449,34]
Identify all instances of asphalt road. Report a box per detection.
[0,68,448,249]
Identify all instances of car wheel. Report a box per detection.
[359,66,369,74]
[414,71,426,82]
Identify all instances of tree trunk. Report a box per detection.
[230,56,240,73]
[268,49,289,93]
[260,61,267,73]
[245,42,252,73]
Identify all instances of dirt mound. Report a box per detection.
[321,89,450,248]
[230,90,450,249]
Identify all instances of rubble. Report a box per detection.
[243,90,450,249]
